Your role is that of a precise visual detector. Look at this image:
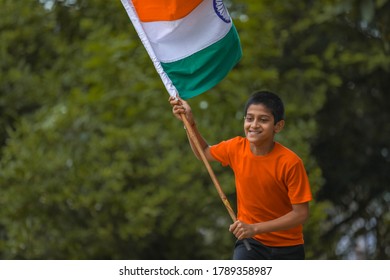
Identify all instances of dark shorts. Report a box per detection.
[233,238,305,260]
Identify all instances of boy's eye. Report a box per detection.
[245,116,270,123]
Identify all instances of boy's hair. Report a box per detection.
[244,90,285,124]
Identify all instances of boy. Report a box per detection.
[169,90,312,260]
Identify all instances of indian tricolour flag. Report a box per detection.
[120,0,242,100]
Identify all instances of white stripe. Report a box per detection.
[141,0,232,63]
[121,0,178,98]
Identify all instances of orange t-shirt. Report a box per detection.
[210,137,312,246]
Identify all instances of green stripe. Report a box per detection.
[161,25,242,100]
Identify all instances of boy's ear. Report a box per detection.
[274,120,285,133]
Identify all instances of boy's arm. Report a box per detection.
[169,96,215,161]
[229,202,309,239]
[184,122,215,161]
[253,202,309,234]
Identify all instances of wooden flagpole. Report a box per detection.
[180,113,251,251]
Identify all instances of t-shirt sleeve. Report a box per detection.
[209,139,233,167]
[286,159,313,204]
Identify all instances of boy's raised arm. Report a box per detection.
[168,97,215,162]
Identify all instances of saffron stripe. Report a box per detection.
[132,0,203,22]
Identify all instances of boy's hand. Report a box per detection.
[168,96,195,126]
[229,220,255,240]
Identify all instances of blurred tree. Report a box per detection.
[0,0,62,147]
[1,0,387,260]
[310,0,390,259]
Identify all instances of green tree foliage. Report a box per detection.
[0,0,388,260]
[310,0,390,259]
[0,0,61,147]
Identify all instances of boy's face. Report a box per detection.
[244,104,284,146]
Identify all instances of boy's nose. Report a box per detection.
[252,120,261,127]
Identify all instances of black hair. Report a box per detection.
[244,90,285,124]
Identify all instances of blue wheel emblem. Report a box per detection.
[213,0,231,23]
